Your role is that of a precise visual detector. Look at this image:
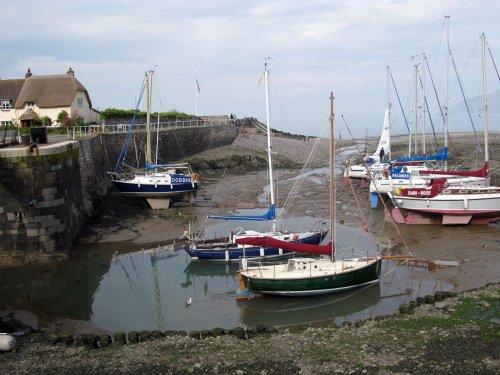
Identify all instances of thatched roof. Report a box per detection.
[14,71,92,109]
[19,107,40,120]
[0,79,25,102]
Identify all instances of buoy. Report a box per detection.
[370,192,379,209]
[0,334,16,352]
[342,170,350,186]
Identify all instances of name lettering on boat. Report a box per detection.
[392,172,410,179]
[171,175,191,183]
[407,190,432,196]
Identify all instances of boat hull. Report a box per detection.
[184,231,327,262]
[389,189,500,225]
[240,257,382,296]
[111,180,198,198]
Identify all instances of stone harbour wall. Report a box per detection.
[0,124,238,255]
[0,142,84,254]
[77,124,238,217]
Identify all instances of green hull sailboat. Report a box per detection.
[237,92,382,297]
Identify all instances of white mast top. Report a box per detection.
[414,63,419,155]
[386,66,391,159]
[145,71,153,167]
[444,15,449,171]
[422,52,426,155]
[482,33,489,164]
[264,63,276,232]
[329,91,335,260]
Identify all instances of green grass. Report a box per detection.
[381,290,499,338]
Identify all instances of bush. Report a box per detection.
[39,116,52,127]
[100,107,193,121]
[57,110,69,125]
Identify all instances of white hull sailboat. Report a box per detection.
[389,34,500,225]
[370,23,489,208]
[370,163,489,195]
[346,109,391,180]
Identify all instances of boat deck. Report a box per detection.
[241,257,379,279]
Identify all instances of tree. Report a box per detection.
[57,110,69,126]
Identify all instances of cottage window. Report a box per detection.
[27,101,35,107]
[1,100,11,110]
[1,121,13,126]
[77,98,83,107]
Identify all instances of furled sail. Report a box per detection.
[393,147,448,165]
[419,162,489,178]
[235,236,333,256]
[208,205,276,221]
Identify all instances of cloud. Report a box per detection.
[2,0,499,136]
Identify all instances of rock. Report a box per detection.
[113,331,126,345]
[98,335,112,348]
[435,301,449,309]
[399,304,411,314]
[424,295,435,304]
[127,331,140,344]
[0,334,16,352]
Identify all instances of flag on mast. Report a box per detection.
[195,78,200,93]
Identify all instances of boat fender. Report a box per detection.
[260,247,264,256]
[225,250,229,262]
[0,334,16,352]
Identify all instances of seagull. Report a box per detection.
[185,297,192,306]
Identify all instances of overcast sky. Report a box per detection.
[2,0,499,137]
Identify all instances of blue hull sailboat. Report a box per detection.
[108,71,199,209]
[183,63,327,262]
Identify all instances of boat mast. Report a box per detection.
[145,71,153,168]
[386,66,391,159]
[264,63,276,232]
[482,33,489,166]
[422,52,426,155]
[414,63,418,156]
[444,15,449,171]
[156,98,160,165]
[329,92,335,260]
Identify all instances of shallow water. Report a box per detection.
[0,212,453,333]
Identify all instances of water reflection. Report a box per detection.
[239,284,382,328]
[0,216,457,333]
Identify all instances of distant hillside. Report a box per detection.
[447,89,500,132]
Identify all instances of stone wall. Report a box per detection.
[0,124,238,254]
[78,124,238,217]
[0,142,84,254]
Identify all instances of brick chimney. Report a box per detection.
[67,67,74,76]
[25,68,32,78]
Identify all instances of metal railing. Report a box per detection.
[66,118,234,139]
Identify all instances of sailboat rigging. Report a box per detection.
[389,33,500,225]
[108,71,199,209]
[236,92,382,297]
[183,63,326,262]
